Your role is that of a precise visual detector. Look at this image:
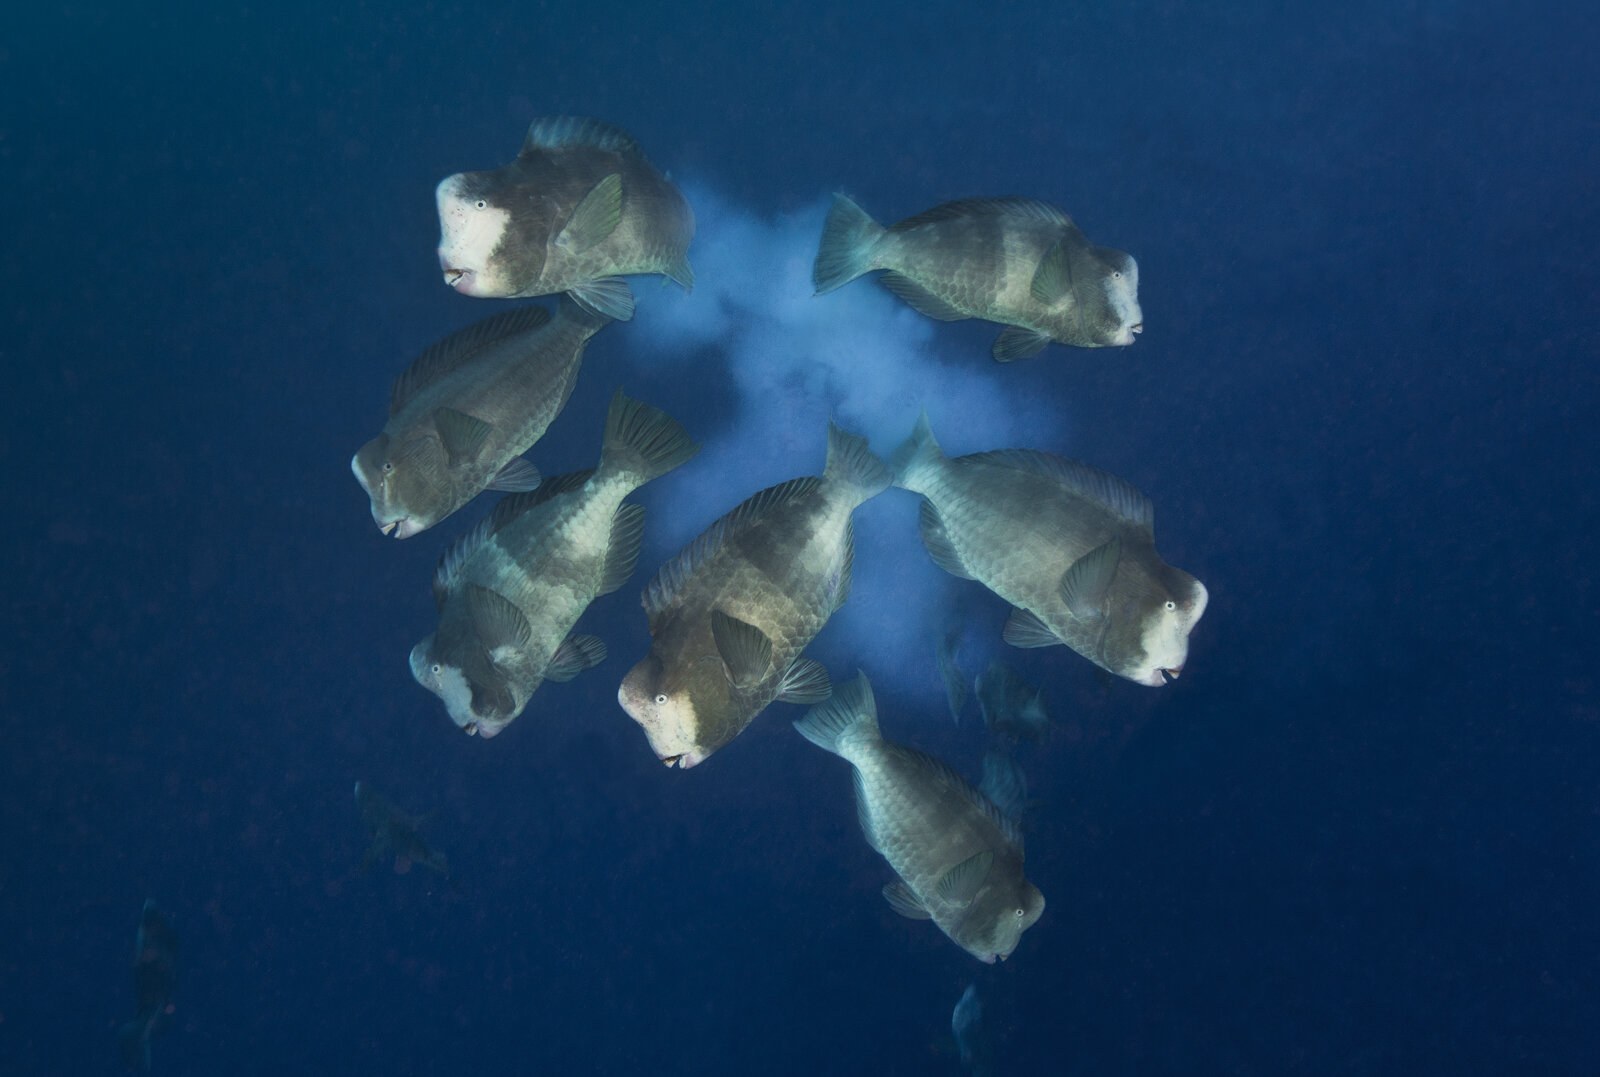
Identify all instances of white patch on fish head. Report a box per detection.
[1098,250,1142,345]
[618,656,706,769]
[1130,576,1209,686]
[436,173,515,296]
[956,879,1046,963]
[410,638,514,737]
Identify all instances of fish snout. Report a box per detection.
[1159,667,1181,685]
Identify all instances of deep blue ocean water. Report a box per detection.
[3,2,1598,1073]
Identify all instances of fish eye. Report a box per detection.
[1164,600,1176,611]
[431,663,441,676]
[474,199,487,210]
[1014,908,1024,918]
[654,693,668,706]
[382,460,394,473]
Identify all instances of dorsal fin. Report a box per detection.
[521,116,640,156]
[642,476,822,623]
[390,306,552,416]
[964,450,1153,531]
[891,197,1076,232]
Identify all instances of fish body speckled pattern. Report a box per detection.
[893,412,1207,685]
[411,391,698,738]
[436,117,695,320]
[617,421,890,769]
[795,673,1045,964]
[813,194,1141,360]
[351,299,607,538]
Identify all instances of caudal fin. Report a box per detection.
[812,195,885,294]
[888,409,945,494]
[793,672,880,758]
[823,419,892,507]
[600,389,701,487]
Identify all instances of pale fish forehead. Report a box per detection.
[410,640,479,732]
[618,681,703,768]
[435,174,513,296]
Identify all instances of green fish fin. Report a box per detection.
[992,326,1052,363]
[963,451,1154,530]
[882,881,932,920]
[545,633,607,682]
[710,609,772,690]
[937,850,995,905]
[879,271,966,321]
[390,306,552,416]
[555,173,624,255]
[466,584,532,653]
[434,406,494,466]
[852,768,879,850]
[567,277,635,322]
[918,499,974,580]
[1060,537,1122,621]
[891,197,1074,230]
[600,388,700,485]
[522,116,640,156]
[597,503,646,596]
[665,254,694,293]
[1030,238,1073,305]
[812,194,884,294]
[485,456,540,492]
[642,476,822,624]
[1002,606,1061,649]
[776,656,831,704]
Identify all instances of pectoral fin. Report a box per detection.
[1060,537,1121,621]
[992,326,1052,362]
[1002,606,1061,649]
[435,407,494,466]
[937,850,995,905]
[485,456,540,492]
[711,609,772,690]
[467,585,532,653]
[775,657,831,704]
[555,173,623,254]
[1030,238,1072,305]
[545,634,607,682]
[882,881,932,920]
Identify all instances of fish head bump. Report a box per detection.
[618,653,712,769]
[410,634,522,738]
[351,433,450,539]
[1114,571,1209,686]
[954,877,1046,964]
[435,169,548,297]
[1089,247,1143,346]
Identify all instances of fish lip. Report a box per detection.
[659,753,683,768]
[443,267,465,288]
[1159,667,1181,685]
[1130,322,1143,334]
[379,520,398,536]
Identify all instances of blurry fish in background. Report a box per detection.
[813,194,1141,360]
[975,661,1051,743]
[413,391,698,738]
[619,421,890,769]
[951,983,995,1077]
[354,781,450,877]
[436,117,694,320]
[119,899,178,1072]
[794,673,1045,964]
[894,413,1207,686]
[351,299,608,538]
[937,628,968,724]
[978,749,1030,825]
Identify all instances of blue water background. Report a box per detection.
[2,1,1597,1073]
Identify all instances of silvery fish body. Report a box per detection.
[894,414,1207,686]
[813,194,1142,361]
[436,117,694,320]
[411,391,698,738]
[617,421,890,769]
[794,674,1045,964]
[351,300,606,538]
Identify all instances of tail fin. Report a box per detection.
[823,420,892,507]
[888,409,945,493]
[600,389,701,487]
[812,195,884,294]
[793,672,880,758]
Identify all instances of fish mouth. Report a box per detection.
[379,521,398,536]
[1130,322,1143,334]
[443,267,465,288]
[1159,667,1181,685]
[659,753,684,768]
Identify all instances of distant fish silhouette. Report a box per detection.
[952,983,995,1077]
[354,781,450,877]
[119,899,178,1071]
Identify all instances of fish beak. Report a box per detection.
[660,754,683,768]
[463,722,478,736]
[1130,322,1143,334]
[1159,667,1181,684]
[443,267,465,288]
[379,521,398,536]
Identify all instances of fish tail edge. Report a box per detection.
[600,388,702,486]
[812,194,883,294]
[793,670,880,757]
